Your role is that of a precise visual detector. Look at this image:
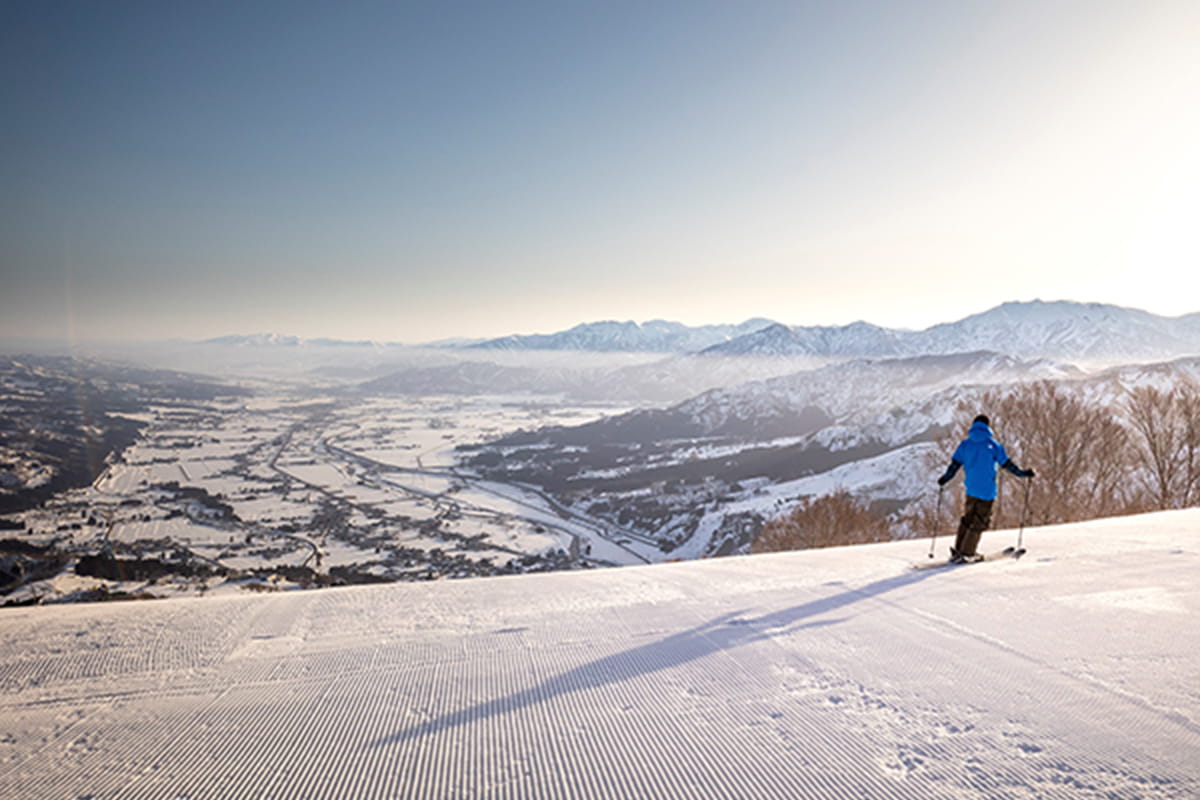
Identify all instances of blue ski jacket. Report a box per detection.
[943,420,1018,501]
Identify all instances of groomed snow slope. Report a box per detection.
[1,510,1198,799]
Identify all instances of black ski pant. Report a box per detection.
[954,496,993,557]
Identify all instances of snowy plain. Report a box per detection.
[1,508,1197,799]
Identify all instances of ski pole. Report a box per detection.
[1016,477,1032,555]
[928,487,943,559]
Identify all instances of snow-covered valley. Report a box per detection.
[1,510,1196,798]
[2,388,655,606]
[6,301,1200,602]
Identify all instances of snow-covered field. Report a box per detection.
[1,509,1197,799]
[4,393,654,604]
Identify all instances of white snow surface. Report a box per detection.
[1,510,1198,799]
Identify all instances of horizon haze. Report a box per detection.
[4,1,1200,345]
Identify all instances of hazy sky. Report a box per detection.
[3,0,1199,344]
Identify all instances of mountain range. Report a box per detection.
[703,300,1200,361]
[198,301,1200,364]
[463,300,1200,362]
[467,318,777,353]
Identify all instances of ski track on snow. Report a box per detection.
[1,511,1198,798]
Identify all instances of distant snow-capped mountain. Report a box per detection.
[701,321,908,357]
[912,301,1200,361]
[706,301,1200,363]
[199,300,1200,364]
[467,319,778,353]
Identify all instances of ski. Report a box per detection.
[912,546,1024,570]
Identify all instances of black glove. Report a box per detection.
[1021,468,1036,479]
[937,474,950,487]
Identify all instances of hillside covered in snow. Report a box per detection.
[1,510,1197,799]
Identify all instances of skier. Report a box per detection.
[937,414,1034,563]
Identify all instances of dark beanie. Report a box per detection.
[973,414,990,426]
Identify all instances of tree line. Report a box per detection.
[753,378,1200,554]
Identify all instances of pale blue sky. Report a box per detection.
[3,0,1198,344]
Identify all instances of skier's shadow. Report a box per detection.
[366,566,941,749]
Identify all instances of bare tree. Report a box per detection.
[900,375,1200,543]
[946,382,1133,527]
[752,491,890,553]
[1125,385,1184,509]
[1181,383,1200,507]
[1125,381,1200,509]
